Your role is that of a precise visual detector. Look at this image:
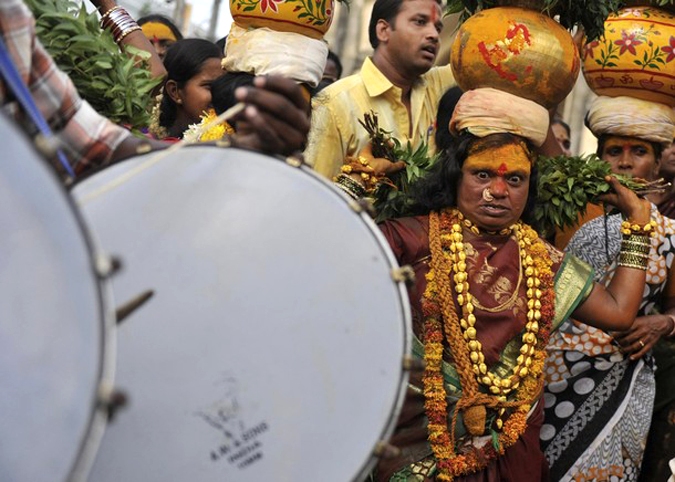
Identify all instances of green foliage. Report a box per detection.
[372,138,439,222]
[445,0,626,41]
[25,0,161,130]
[534,154,665,236]
[358,112,438,222]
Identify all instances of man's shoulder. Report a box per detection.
[421,64,456,89]
[313,72,367,107]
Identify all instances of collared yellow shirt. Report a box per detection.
[304,57,455,179]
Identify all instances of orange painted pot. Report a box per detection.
[229,0,334,39]
[582,6,675,107]
[450,6,580,108]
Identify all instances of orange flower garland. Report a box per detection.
[422,208,555,481]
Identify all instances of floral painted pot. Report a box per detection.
[582,6,675,107]
[229,0,335,39]
[451,6,580,108]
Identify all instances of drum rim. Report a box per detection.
[3,114,116,482]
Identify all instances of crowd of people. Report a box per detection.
[2,0,675,480]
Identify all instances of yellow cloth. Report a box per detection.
[586,95,675,148]
[141,22,177,41]
[304,57,455,179]
[450,88,550,147]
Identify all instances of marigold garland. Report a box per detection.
[183,109,235,143]
[422,208,555,481]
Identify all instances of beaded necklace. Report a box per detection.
[422,208,556,481]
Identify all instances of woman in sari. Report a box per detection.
[541,96,675,482]
[338,88,654,481]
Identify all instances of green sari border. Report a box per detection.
[553,253,595,331]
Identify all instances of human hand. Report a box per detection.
[355,143,406,177]
[230,76,310,156]
[597,176,652,225]
[612,314,672,360]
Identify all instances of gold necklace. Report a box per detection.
[446,210,542,402]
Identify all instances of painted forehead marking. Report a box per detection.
[497,163,508,176]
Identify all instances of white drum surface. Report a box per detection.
[74,146,411,482]
[0,115,113,482]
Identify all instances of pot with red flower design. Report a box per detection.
[450,6,580,108]
[229,0,335,39]
[582,6,675,107]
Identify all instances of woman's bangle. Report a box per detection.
[100,7,140,44]
[334,173,366,200]
[666,314,675,338]
[621,219,657,237]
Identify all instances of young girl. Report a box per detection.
[149,38,223,141]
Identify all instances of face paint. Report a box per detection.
[430,5,438,24]
[463,141,532,175]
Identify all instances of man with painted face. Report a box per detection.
[542,95,675,482]
[303,0,455,180]
[366,88,653,481]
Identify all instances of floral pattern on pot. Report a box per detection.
[230,0,335,39]
[583,6,675,107]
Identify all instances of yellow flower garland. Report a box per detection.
[422,208,556,481]
[182,109,235,143]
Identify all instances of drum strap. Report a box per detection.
[0,36,75,178]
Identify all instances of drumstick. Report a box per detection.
[78,103,246,205]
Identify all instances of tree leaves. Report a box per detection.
[25,0,161,130]
[534,154,662,236]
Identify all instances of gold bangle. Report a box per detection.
[618,252,649,270]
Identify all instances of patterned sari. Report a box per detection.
[542,206,675,482]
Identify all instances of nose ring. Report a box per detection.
[482,188,494,202]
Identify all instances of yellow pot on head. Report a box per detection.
[229,0,335,39]
[451,7,580,108]
[582,6,675,107]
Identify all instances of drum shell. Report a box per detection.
[73,146,411,482]
[0,114,114,482]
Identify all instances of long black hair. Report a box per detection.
[409,132,539,225]
[158,38,222,129]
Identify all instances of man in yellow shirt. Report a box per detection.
[304,0,455,179]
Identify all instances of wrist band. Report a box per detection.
[666,314,675,338]
[334,173,367,200]
[621,219,657,237]
[100,7,141,44]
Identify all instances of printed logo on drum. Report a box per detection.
[194,374,269,470]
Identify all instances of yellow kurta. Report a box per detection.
[304,57,455,179]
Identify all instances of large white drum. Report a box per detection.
[0,115,115,482]
[73,146,412,482]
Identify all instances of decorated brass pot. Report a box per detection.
[582,6,675,107]
[450,6,580,108]
[229,0,334,39]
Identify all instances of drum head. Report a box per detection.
[0,115,114,482]
[74,146,411,482]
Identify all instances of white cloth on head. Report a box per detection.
[586,95,675,147]
[223,24,328,87]
[449,87,550,147]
